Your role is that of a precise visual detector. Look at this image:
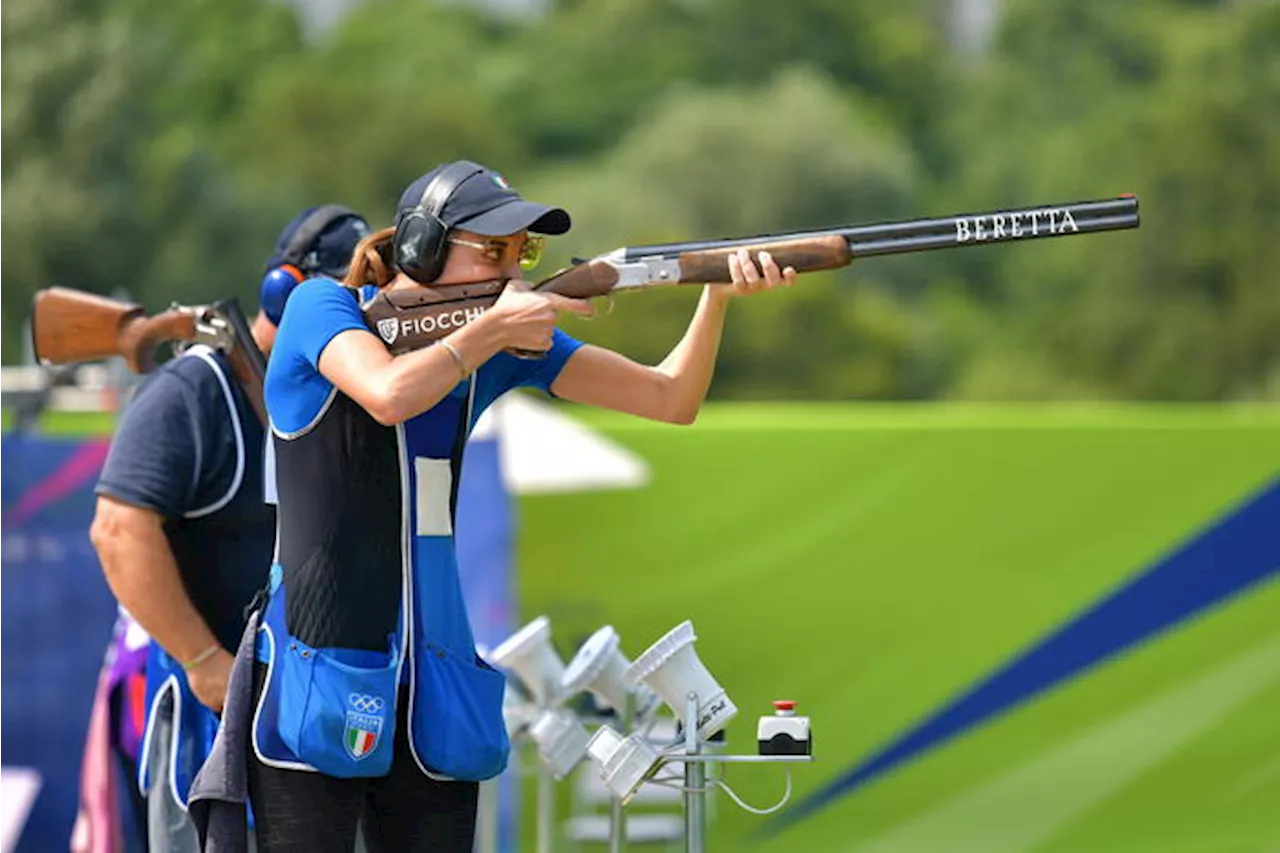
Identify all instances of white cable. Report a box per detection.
[646,763,721,793]
[713,769,792,816]
[647,773,686,786]
[643,768,793,816]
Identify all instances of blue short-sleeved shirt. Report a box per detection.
[97,348,274,651]
[266,278,584,433]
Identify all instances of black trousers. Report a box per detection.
[247,663,478,853]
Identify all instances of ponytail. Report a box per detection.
[343,226,397,289]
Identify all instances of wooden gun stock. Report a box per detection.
[358,238,849,358]
[360,260,623,357]
[676,235,852,283]
[532,258,623,299]
[361,280,507,356]
[30,287,267,426]
[358,240,845,357]
[33,287,197,373]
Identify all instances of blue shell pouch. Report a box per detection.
[276,633,400,779]
[410,640,509,781]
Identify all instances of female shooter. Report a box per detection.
[244,160,795,853]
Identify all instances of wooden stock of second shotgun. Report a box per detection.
[30,287,268,425]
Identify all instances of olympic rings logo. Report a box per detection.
[348,693,386,714]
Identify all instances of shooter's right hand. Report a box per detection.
[488,280,594,353]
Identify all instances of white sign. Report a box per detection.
[1,767,42,853]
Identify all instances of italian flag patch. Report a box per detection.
[347,725,377,758]
[344,694,386,761]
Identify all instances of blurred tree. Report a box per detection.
[693,0,957,170]
[494,0,704,161]
[3,0,1273,402]
[504,0,956,167]
[223,0,529,226]
[524,68,940,399]
[125,0,305,128]
[944,0,1280,400]
[1,0,305,360]
[4,0,147,357]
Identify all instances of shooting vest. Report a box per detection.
[138,345,273,808]
[251,374,509,780]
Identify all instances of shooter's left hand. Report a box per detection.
[721,247,798,297]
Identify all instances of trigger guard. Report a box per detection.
[575,296,612,323]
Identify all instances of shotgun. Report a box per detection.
[362,195,1140,357]
[30,287,268,425]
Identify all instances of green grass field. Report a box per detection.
[0,409,117,435]
[516,404,1280,852]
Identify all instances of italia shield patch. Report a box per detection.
[344,693,387,760]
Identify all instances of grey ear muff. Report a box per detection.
[393,161,484,283]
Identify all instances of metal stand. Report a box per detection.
[502,683,808,853]
[606,692,637,853]
[476,777,500,853]
[639,692,811,853]
[682,694,706,853]
[535,761,555,853]
[535,672,559,853]
[475,730,550,853]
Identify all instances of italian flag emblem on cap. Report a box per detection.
[492,173,511,190]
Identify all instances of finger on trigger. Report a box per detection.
[548,293,596,317]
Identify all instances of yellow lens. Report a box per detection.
[519,235,545,270]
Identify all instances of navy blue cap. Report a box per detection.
[265,206,372,277]
[396,164,571,237]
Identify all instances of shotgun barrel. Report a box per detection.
[362,194,1143,356]
[622,195,1140,260]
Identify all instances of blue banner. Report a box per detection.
[2,435,119,853]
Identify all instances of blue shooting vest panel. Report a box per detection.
[138,645,219,808]
[253,278,581,781]
[401,381,510,779]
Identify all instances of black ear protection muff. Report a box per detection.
[392,161,485,284]
[261,204,360,326]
